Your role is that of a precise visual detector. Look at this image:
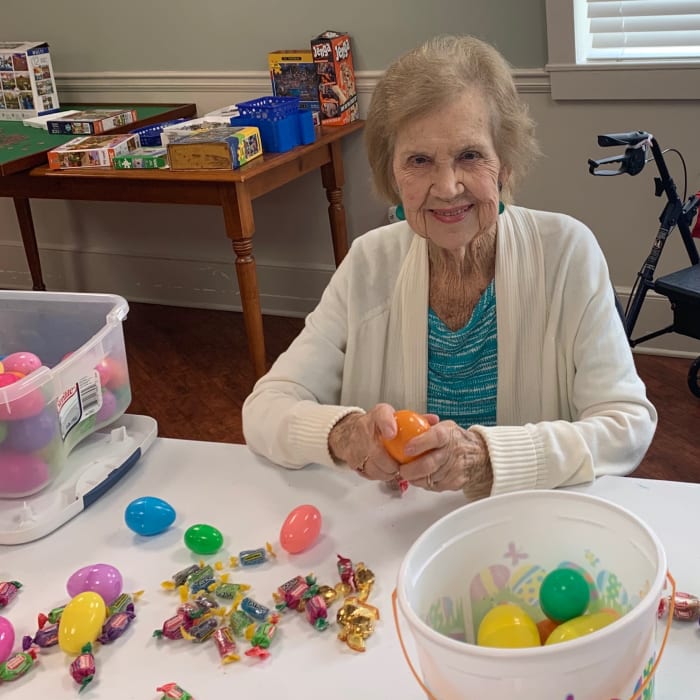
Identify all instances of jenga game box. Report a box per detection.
[310,31,359,126]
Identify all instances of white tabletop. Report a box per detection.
[1,420,698,699]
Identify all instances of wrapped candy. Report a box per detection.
[658,591,697,621]
[38,604,66,626]
[234,543,276,568]
[153,611,194,641]
[354,563,376,603]
[107,591,142,616]
[181,616,218,643]
[70,643,96,692]
[305,593,329,631]
[337,554,356,592]
[98,608,136,644]
[0,647,38,682]
[0,580,22,609]
[212,626,240,664]
[22,620,59,649]
[157,682,194,700]
[214,582,250,600]
[161,565,200,591]
[244,621,278,660]
[273,575,317,612]
[240,597,276,622]
[228,609,254,638]
[180,565,216,596]
[336,597,380,652]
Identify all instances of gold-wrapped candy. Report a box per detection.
[336,596,380,652]
[354,563,375,602]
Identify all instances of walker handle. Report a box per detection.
[392,571,676,700]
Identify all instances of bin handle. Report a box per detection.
[392,571,676,700]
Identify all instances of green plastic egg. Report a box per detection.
[184,523,224,555]
[539,567,591,623]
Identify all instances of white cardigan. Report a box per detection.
[242,206,657,495]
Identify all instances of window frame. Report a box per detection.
[545,0,700,100]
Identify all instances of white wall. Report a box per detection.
[1,70,698,358]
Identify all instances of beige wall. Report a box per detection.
[1,4,699,358]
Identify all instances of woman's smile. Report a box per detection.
[429,204,473,223]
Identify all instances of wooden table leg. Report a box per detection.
[220,183,267,379]
[13,197,46,291]
[321,140,349,267]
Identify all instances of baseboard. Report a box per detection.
[0,240,333,317]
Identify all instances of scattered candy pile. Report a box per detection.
[155,551,378,663]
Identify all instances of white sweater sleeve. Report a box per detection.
[473,231,657,495]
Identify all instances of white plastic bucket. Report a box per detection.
[396,490,669,700]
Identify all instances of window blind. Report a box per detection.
[582,0,700,60]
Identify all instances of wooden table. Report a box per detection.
[0,118,365,379]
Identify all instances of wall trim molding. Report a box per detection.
[55,68,551,96]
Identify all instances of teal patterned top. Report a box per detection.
[427,279,497,427]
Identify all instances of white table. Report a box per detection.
[1,420,698,699]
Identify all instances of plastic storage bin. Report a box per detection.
[129,117,190,147]
[232,96,315,153]
[0,291,132,498]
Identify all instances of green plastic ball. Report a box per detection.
[184,523,224,555]
[539,568,591,623]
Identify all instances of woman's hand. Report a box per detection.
[399,421,493,500]
[329,404,437,482]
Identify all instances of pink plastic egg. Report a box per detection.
[102,358,129,391]
[2,352,42,376]
[66,563,123,606]
[96,389,117,423]
[279,504,322,554]
[0,451,50,496]
[0,373,19,389]
[0,385,45,421]
[0,615,15,663]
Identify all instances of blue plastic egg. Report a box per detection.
[124,496,176,536]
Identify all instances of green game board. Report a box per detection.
[0,104,191,176]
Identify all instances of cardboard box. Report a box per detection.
[160,116,234,146]
[268,50,320,112]
[310,31,359,126]
[167,126,262,170]
[0,41,60,121]
[113,146,168,170]
[46,108,138,135]
[47,133,141,170]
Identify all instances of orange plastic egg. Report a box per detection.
[382,410,430,464]
[280,504,322,554]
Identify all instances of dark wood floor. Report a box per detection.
[123,302,699,483]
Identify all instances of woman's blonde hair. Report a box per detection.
[365,35,540,204]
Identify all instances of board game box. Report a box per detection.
[47,133,141,169]
[113,146,168,170]
[268,50,321,112]
[46,108,138,135]
[0,41,60,121]
[167,126,262,170]
[310,31,359,126]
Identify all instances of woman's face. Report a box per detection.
[392,88,505,254]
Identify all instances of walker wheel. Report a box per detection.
[689,356,700,398]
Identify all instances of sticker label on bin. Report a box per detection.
[57,371,103,440]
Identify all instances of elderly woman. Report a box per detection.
[242,35,656,500]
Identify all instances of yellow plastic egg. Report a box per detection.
[477,603,540,648]
[544,610,620,646]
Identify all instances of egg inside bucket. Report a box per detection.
[396,490,667,700]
